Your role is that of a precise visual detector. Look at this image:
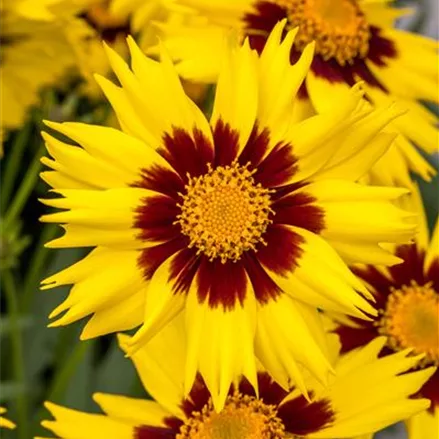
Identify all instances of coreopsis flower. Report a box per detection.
[333,185,439,438]
[155,0,439,186]
[39,317,436,439]
[0,407,15,430]
[40,22,415,409]
[0,0,78,145]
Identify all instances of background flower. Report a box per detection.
[154,0,439,187]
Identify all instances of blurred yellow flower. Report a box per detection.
[156,0,439,187]
[0,0,78,145]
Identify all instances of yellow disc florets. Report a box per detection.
[379,281,439,367]
[275,0,370,65]
[177,392,286,439]
[177,162,273,263]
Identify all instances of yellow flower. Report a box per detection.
[332,183,439,439]
[0,0,78,144]
[38,318,435,439]
[0,407,16,430]
[40,23,415,409]
[155,0,439,186]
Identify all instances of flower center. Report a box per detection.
[379,281,439,366]
[177,162,273,263]
[275,0,370,65]
[177,392,286,439]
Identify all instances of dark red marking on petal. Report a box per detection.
[256,372,289,406]
[387,244,428,289]
[367,26,398,66]
[134,194,181,243]
[133,164,184,201]
[335,324,377,354]
[181,373,212,417]
[242,2,397,92]
[138,236,187,280]
[242,1,287,55]
[255,225,304,277]
[134,425,177,439]
[238,124,270,169]
[308,26,396,91]
[419,368,439,412]
[164,417,184,431]
[254,140,299,189]
[159,127,214,181]
[273,191,325,234]
[195,257,248,309]
[212,119,240,167]
[242,252,282,304]
[426,256,439,293]
[351,265,393,310]
[277,394,335,436]
[169,247,200,295]
[237,124,300,189]
[79,12,130,44]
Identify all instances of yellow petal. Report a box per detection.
[41,132,130,189]
[118,316,186,417]
[126,254,186,354]
[406,409,439,439]
[184,286,258,411]
[255,294,333,397]
[42,402,134,438]
[93,393,170,427]
[211,36,258,154]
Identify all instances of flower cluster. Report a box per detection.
[0,1,437,438]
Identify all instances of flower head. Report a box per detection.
[39,317,435,439]
[156,0,439,186]
[333,183,439,438]
[40,23,414,409]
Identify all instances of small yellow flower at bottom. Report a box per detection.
[0,407,16,430]
[39,317,435,439]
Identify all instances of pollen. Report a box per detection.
[177,162,273,263]
[275,0,370,65]
[378,281,439,366]
[177,392,286,439]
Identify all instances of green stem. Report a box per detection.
[1,123,32,212]
[22,224,58,313]
[33,341,91,432]
[2,270,29,439]
[2,143,45,232]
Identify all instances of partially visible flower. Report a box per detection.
[109,0,179,50]
[333,184,439,439]
[40,24,415,409]
[0,407,16,430]
[72,0,207,102]
[156,0,439,186]
[39,317,435,439]
[0,0,79,146]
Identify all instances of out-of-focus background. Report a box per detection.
[0,1,437,438]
